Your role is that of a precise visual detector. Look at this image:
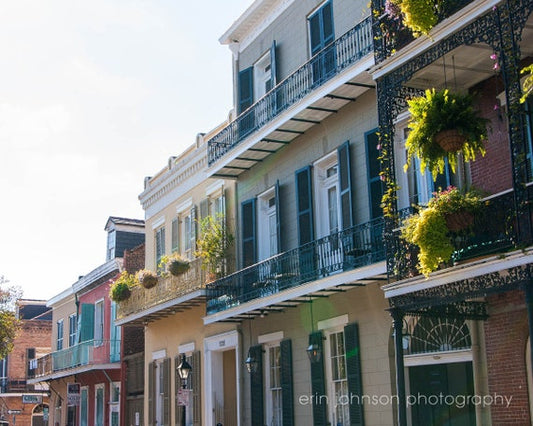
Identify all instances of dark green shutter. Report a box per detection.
[238,67,254,114]
[79,304,94,342]
[192,351,202,426]
[250,344,264,426]
[365,129,384,219]
[338,141,354,229]
[148,361,155,426]
[162,358,170,425]
[280,339,294,426]
[345,322,364,426]
[241,199,257,267]
[171,218,179,253]
[275,180,282,253]
[309,331,327,426]
[270,40,278,89]
[295,166,314,245]
[175,355,183,426]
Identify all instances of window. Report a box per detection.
[94,300,104,346]
[95,384,104,426]
[171,218,179,253]
[80,387,88,426]
[308,1,335,82]
[326,329,350,426]
[254,51,273,101]
[107,230,116,261]
[155,226,166,269]
[110,302,121,362]
[110,382,120,426]
[68,314,77,347]
[258,187,279,261]
[265,344,283,426]
[56,319,64,351]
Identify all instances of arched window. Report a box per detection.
[408,317,471,355]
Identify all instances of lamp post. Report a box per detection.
[177,354,192,426]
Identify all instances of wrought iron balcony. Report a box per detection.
[206,217,385,315]
[116,258,206,320]
[207,15,373,167]
[389,189,525,281]
[371,0,475,63]
[31,340,120,378]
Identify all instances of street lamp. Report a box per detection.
[177,354,192,426]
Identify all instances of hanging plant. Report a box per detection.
[520,64,533,103]
[109,271,137,302]
[159,253,190,277]
[137,269,158,289]
[389,0,438,36]
[404,88,488,180]
[400,187,483,276]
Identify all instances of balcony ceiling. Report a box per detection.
[406,17,533,92]
[211,71,375,179]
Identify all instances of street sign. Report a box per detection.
[177,388,190,406]
[67,383,81,407]
[22,394,43,404]
[7,410,21,415]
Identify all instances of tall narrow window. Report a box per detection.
[155,226,166,269]
[308,1,335,83]
[94,300,104,346]
[266,344,283,426]
[80,387,88,426]
[107,229,116,261]
[68,314,77,347]
[258,188,278,261]
[327,330,350,426]
[171,218,179,253]
[110,382,120,426]
[95,384,104,426]
[56,319,64,351]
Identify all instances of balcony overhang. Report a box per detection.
[115,289,206,326]
[208,55,375,179]
[27,363,120,384]
[203,261,387,324]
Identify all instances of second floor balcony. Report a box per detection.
[29,339,120,381]
[116,257,207,325]
[207,15,374,175]
[206,217,385,317]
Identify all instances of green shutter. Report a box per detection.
[241,199,257,267]
[338,141,354,229]
[148,361,155,426]
[171,218,179,253]
[280,339,294,426]
[162,358,170,425]
[365,129,384,219]
[174,355,183,426]
[80,304,94,342]
[270,40,278,88]
[345,322,364,426]
[295,166,314,245]
[192,351,202,426]
[238,67,254,114]
[309,331,327,426]
[275,180,282,253]
[250,344,264,426]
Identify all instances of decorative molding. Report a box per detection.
[178,342,195,354]
[152,349,167,360]
[258,331,284,344]
[318,314,349,331]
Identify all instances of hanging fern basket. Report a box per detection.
[434,129,467,152]
[168,259,190,276]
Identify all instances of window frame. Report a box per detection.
[324,326,350,426]
[264,341,283,426]
[257,186,278,261]
[56,319,64,351]
[94,299,104,347]
[68,314,77,347]
[95,383,105,426]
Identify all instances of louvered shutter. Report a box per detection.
[280,339,294,426]
[338,141,354,229]
[238,67,254,114]
[192,351,202,426]
[309,331,327,426]
[296,167,315,280]
[275,180,282,253]
[200,199,209,221]
[79,304,94,342]
[175,355,183,426]
[270,40,278,88]
[250,344,264,426]
[345,323,364,426]
[162,358,170,425]
[191,206,198,252]
[365,130,384,219]
[148,362,155,426]
[241,199,257,267]
[171,218,179,253]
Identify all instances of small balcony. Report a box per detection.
[206,217,385,315]
[30,339,120,380]
[390,189,530,282]
[116,258,207,324]
[207,16,373,173]
[371,0,475,63]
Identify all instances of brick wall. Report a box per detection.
[485,290,530,424]
[123,243,145,274]
[470,75,513,194]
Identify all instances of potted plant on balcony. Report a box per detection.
[387,0,437,36]
[109,271,137,302]
[195,214,234,282]
[137,269,158,289]
[400,187,483,276]
[405,88,488,180]
[159,253,190,277]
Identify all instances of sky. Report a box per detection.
[0,0,254,300]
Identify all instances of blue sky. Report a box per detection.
[0,0,254,299]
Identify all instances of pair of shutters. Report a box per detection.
[148,358,171,426]
[238,41,278,114]
[241,181,282,268]
[309,1,336,84]
[250,339,294,426]
[175,351,202,426]
[296,141,354,245]
[309,323,364,426]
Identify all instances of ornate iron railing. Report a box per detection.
[390,190,520,281]
[31,340,121,378]
[371,0,475,63]
[206,217,385,314]
[207,16,373,166]
[117,258,206,319]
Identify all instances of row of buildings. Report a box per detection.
[22,0,533,424]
